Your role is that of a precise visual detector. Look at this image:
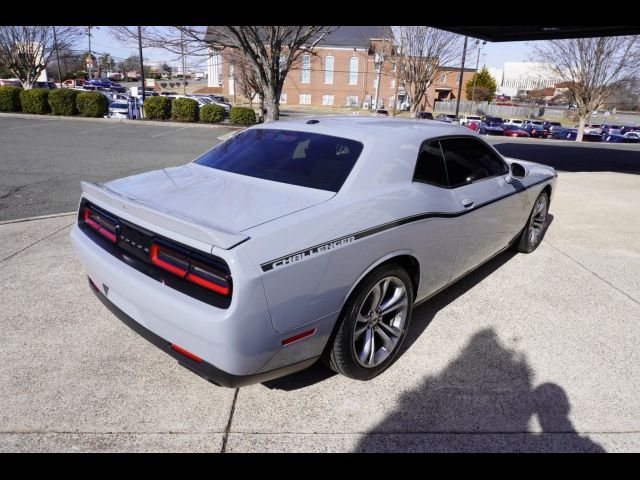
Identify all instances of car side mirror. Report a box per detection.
[510,162,527,180]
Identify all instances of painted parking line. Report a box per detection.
[8,122,63,130]
[79,124,125,134]
[150,126,191,138]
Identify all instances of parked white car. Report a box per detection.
[458,115,482,126]
[71,117,556,387]
[504,119,524,126]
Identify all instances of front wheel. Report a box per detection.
[324,264,413,380]
[515,191,549,253]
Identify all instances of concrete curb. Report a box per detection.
[0,212,76,226]
[0,112,246,130]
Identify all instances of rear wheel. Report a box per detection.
[515,192,549,253]
[325,264,413,380]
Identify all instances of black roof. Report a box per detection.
[205,26,394,49]
[318,26,394,48]
[438,26,640,42]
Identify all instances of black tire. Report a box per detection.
[324,264,414,381]
[515,191,549,253]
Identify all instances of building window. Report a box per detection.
[322,94,334,106]
[301,54,310,83]
[324,56,334,84]
[279,54,286,73]
[349,56,358,85]
[346,95,359,107]
[456,73,461,83]
[280,93,287,104]
[440,74,446,83]
[390,79,395,89]
[299,93,311,105]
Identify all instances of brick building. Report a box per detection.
[206,26,475,111]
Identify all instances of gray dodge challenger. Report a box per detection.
[70,117,556,386]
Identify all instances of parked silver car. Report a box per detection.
[70,118,556,386]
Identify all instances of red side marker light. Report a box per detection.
[170,343,202,363]
[282,328,317,346]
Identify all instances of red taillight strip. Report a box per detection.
[83,207,117,243]
[282,328,317,346]
[150,244,188,277]
[186,272,230,295]
[170,343,202,363]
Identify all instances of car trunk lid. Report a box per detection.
[81,163,334,250]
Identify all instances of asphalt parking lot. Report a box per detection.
[1,116,639,452]
[0,116,234,222]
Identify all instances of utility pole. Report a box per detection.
[181,29,187,95]
[470,40,486,114]
[454,36,468,118]
[86,26,93,79]
[138,26,145,106]
[391,36,403,117]
[53,26,64,87]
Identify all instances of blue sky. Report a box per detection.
[86,27,532,71]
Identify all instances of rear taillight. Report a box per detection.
[83,207,117,242]
[150,241,231,296]
[186,260,230,295]
[150,243,189,277]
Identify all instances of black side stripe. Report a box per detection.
[260,177,551,272]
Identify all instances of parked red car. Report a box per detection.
[502,124,531,137]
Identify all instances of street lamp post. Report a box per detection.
[470,40,487,114]
[373,52,384,110]
[454,36,468,118]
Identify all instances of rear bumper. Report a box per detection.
[89,278,319,387]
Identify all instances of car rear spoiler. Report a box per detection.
[80,181,249,250]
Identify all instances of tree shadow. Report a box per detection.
[354,328,605,452]
[492,141,640,174]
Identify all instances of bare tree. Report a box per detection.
[0,26,80,89]
[533,36,640,141]
[199,26,333,121]
[395,26,463,115]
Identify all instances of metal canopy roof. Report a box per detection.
[438,26,640,42]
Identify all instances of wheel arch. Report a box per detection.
[344,251,421,305]
[321,251,421,360]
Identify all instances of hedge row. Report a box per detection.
[171,97,199,122]
[0,86,22,112]
[2,85,254,125]
[229,106,256,125]
[0,86,108,117]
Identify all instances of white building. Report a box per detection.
[498,62,559,97]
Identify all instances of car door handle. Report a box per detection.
[461,199,475,208]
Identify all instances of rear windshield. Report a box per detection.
[194,128,364,192]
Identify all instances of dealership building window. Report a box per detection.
[349,56,358,85]
[279,54,286,73]
[324,56,334,84]
[346,95,358,107]
[301,55,311,83]
[456,73,461,83]
[322,94,334,106]
[280,93,287,104]
[299,93,311,105]
[440,74,446,83]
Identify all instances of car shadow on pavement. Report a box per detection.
[264,216,555,392]
[354,327,605,452]
[492,142,640,174]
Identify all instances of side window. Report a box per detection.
[439,137,508,188]
[413,141,448,187]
